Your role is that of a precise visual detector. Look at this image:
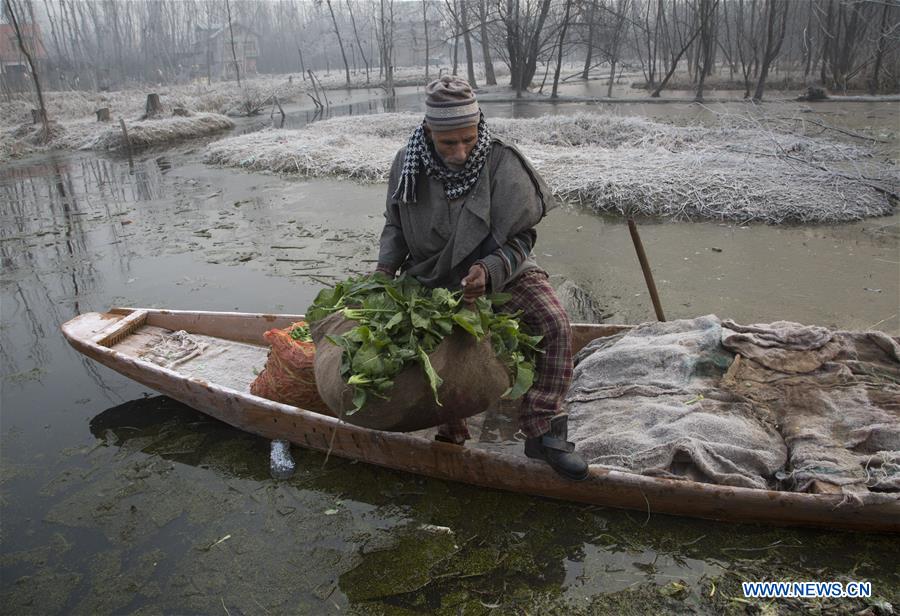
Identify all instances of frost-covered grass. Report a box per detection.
[1,113,234,160]
[0,76,302,128]
[203,112,897,224]
[76,113,235,150]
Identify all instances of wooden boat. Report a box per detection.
[62,307,900,533]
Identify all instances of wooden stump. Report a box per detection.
[797,86,829,102]
[96,107,111,122]
[144,93,163,118]
[30,109,42,124]
[172,107,189,117]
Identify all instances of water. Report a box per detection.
[1,98,898,613]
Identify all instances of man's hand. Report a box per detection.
[461,263,488,304]
[372,265,395,279]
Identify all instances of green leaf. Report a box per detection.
[351,343,386,377]
[487,292,512,306]
[410,310,431,330]
[417,346,443,406]
[452,309,484,338]
[350,388,367,413]
[503,362,534,400]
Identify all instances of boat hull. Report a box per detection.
[62,308,900,533]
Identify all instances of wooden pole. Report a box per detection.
[627,218,666,322]
[119,118,133,166]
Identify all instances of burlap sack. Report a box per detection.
[250,322,331,413]
[311,311,510,431]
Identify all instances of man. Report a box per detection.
[375,76,588,481]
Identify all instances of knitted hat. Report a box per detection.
[424,76,480,131]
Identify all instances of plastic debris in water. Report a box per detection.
[269,439,296,480]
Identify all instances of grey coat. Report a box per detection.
[377,137,556,291]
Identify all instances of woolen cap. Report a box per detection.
[424,76,480,131]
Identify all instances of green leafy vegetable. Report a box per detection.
[307,274,542,413]
[289,323,312,342]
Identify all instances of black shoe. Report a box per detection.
[524,415,589,481]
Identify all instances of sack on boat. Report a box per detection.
[250,321,330,413]
[567,315,900,504]
[311,311,510,432]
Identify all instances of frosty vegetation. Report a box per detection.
[1,113,234,161]
[204,112,897,224]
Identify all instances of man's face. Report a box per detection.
[427,124,478,170]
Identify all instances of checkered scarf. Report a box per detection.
[392,114,492,204]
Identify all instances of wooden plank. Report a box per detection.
[114,307,631,352]
[93,310,148,347]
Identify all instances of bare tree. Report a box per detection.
[4,0,50,133]
[694,0,718,101]
[550,0,572,98]
[477,0,496,84]
[868,0,896,94]
[652,9,706,96]
[378,0,395,94]
[581,0,597,79]
[225,0,241,86]
[459,0,477,87]
[422,0,430,80]
[324,0,351,84]
[605,0,631,98]
[497,0,554,96]
[752,0,789,101]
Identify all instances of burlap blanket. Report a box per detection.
[566,316,900,503]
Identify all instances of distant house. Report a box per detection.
[0,21,48,90]
[191,22,259,82]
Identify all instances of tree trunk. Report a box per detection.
[225,0,241,86]
[607,0,630,98]
[422,0,430,81]
[652,18,704,97]
[582,0,596,79]
[694,0,716,102]
[868,1,891,95]
[551,0,572,98]
[802,1,814,78]
[478,0,496,85]
[460,0,477,86]
[819,0,833,86]
[753,0,788,102]
[347,0,370,83]
[520,0,553,90]
[326,0,351,85]
[4,0,50,133]
[380,0,395,94]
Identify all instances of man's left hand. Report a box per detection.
[461,263,488,304]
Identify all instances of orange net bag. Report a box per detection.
[250,321,330,413]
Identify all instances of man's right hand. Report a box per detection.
[372,265,395,278]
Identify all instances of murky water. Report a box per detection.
[2,96,899,614]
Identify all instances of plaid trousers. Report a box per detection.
[437,269,573,444]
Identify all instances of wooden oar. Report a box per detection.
[627,218,666,322]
